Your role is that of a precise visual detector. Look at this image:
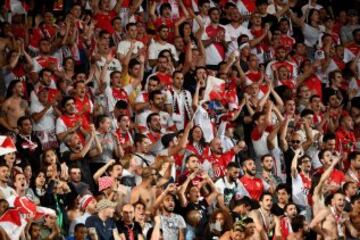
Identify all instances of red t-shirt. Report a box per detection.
[240,175,264,201]
[303,74,322,99]
[94,10,117,34]
[206,149,235,178]
[74,96,92,123]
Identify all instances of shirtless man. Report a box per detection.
[350,195,360,231]
[0,23,14,68]
[249,192,275,240]
[286,215,310,240]
[310,191,359,239]
[130,167,158,215]
[0,80,28,133]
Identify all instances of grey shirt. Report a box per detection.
[160,213,186,240]
[91,132,117,163]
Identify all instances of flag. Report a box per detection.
[202,76,226,103]
[0,136,16,156]
[4,0,30,14]
[0,209,27,240]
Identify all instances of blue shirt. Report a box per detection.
[85,215,116,240]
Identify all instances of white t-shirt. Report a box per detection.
[116,40,144,56]
[292,174,309,207]
[148,40,178,61]
[224,23,253,57]
[95,57,122,89]
[30,101,56,132]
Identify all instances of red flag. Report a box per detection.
[0,209,27,240]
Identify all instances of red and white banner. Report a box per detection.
[202,76,226,103]
[0,196,56,239]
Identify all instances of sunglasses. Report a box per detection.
[291,140,301,144]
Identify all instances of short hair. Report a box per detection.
[310,94,321,102]
[328,69,342,86]
[227,162,240,170]
[60,96,75,109]
[300,109,314,118]
[73,80,85,89]
[349,151,360,162]
[291,215,305,232]
[198,0,210,7]
[241,158,254,167]
[343,181,356,192]
[95,114,109,128]
[259,192,272,202]
[115,100,128,110]
[149,90,162,102]
[146,112,160,127]
[17,116,31,127]
[134,133,148,147]
[117,114,128,122]
[159,3,171,15]
[297,155,311,167]
[276,183,290,194]
[323,132,336,142]
[99,30,110,38]
[252,111,264,124]
[148,75,160,83]
[111,17,121,26]
[110,70,121,79]
[129,59,140,69]
[353,28,360,37]
[260,154,273,162]
[185,154,199,163]
[125,22,136,31]
[172,70,183,78]
[39,68,53,78]
[74,223,86,232]
[208,7,220,16]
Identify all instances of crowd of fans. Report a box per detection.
[0,0,360,239]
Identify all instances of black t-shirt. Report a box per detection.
[85,215,117,240]
[15,133,43,170]
[271,203,285,216]
[116,221,143,240]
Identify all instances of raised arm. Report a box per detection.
[279,117,290,152]
[167,121,193,156]
[151,183,177,215]
[291,149,302,178]
[93,160,116,182]
[88,125,103,157]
